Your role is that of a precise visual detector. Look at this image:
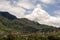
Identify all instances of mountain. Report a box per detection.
[0,12,59,34]
[0,12,17,20]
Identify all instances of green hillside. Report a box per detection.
[0,12,60,40]
[0,12,58,33]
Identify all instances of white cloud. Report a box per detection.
[25,4,50,20]
[16,0,35,9]
[0,0,26,18]
[0,0,35,18]
[54,10,60,16]
[25,4,60,27]
[17,2,34,9]
[40,0,56,4]
[8,7,25,18]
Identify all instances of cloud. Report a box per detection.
[0,0,35,18]
[0,0,26,18]
[54,10,60,17]
[0,0,34,20]
[40,0,56,4]
[16,0,35,9]
[17,2,34,9]
[54,10,60,16]
[25,4,50,20]
[25,4,60,27]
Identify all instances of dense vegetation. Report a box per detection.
[0,12,60,40]
[0,31,60,40]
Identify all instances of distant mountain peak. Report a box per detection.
[0,11,17,20]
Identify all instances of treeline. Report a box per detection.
[0,31,60,40]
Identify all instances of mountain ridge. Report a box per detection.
[0,12,17,20]
[0,12,59,33]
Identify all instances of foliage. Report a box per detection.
[0,12,60,40]
[0,32,60,40]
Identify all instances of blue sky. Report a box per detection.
[0,0,60,27]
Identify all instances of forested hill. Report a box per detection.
[0,12,59,33]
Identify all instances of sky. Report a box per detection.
[0,0,60,27]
